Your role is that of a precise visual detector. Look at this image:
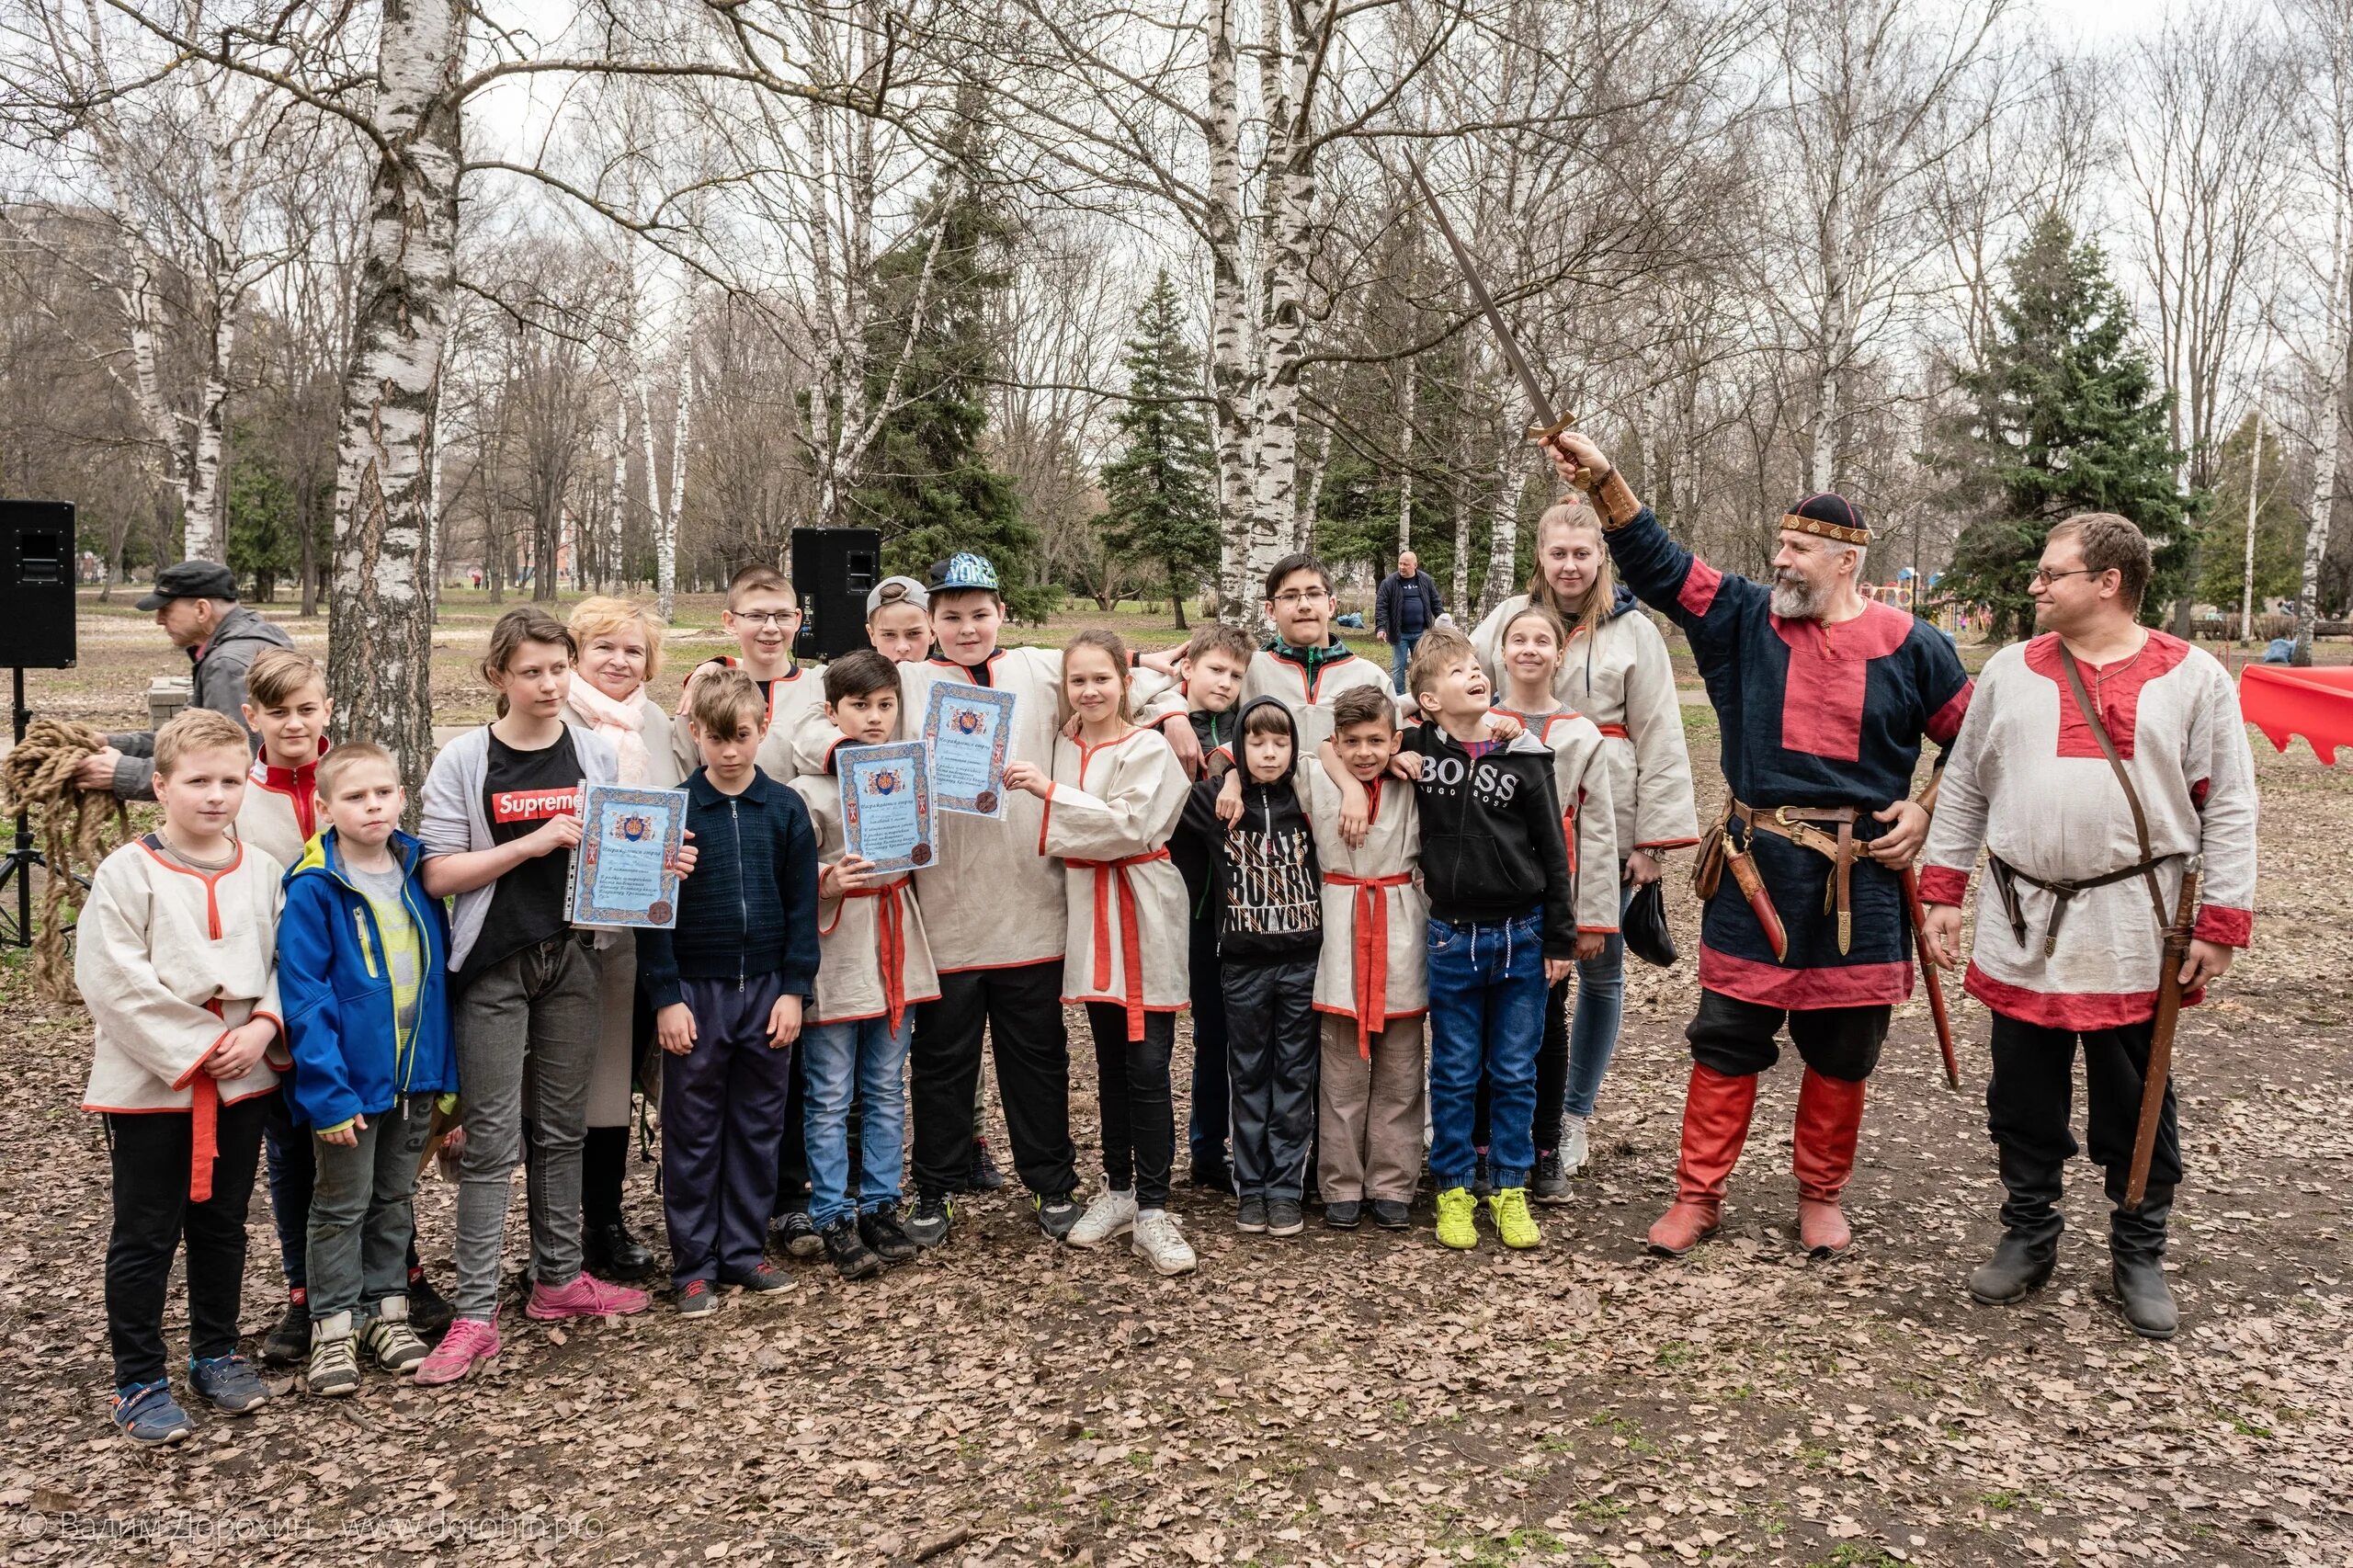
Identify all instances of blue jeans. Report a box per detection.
[1426,908,1549,1190]
[1390,631,1423,693]
[1563,883,1634,1119]
[801,1013,914,1229]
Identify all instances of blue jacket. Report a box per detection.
[278,829,458,1131]
[635,767,822,1011]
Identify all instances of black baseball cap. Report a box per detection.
[135,560,239,610]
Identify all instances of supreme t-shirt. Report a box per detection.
[467,728,583,983]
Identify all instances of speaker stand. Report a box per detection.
[0,667,49,947]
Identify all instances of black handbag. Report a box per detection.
[1623,879,1677,969]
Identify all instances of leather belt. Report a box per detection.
[1729,799,1865,956]
[1987,851,2178,959]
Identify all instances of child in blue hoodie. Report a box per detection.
[277,743,458,1394]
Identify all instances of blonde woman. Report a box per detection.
[1469,497,1699,1187]
[562,597,681,1282]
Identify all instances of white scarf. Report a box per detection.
[568,678,654,784]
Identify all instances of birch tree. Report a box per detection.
[2290,0,2353,665]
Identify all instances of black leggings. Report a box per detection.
[1986,1010,2180,1189]
[1474,979,1570,1153]
[1085,1005,1176,1208]
[107,1095,271,1387]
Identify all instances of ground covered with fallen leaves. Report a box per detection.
[2,614,2350,1566]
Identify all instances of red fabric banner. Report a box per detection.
[2239,665,2353,767]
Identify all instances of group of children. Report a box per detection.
[85,499,1695,1443]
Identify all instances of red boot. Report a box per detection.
[1793,1067,1867,1256]
[1646,1064,1758,1256]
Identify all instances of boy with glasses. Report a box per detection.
[673,565,824,783]
[1235,552,1399,755]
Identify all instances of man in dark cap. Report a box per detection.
[1540,434,1973,1263]
[75,561,294,800]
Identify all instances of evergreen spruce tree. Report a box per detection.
[1933,211,2188,637]
[1099,271,1217,629]
[851,111,1055,621]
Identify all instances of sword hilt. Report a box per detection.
[1523,412,1593,491]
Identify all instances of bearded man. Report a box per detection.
[1542,433,1972,1258]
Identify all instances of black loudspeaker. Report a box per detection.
[0,500,76,669]
[790,527,881,663]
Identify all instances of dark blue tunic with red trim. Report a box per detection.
[1606,507,1973,1009]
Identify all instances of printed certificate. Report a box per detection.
[839,741,934,874]
[566,783,688,928]
[923,682,1016,818]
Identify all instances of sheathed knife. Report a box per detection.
[1405,156,1579,453]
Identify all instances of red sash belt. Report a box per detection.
[190,998,227,1201]
[1066,847,1171,1041]
[1324,871,1413,1058]
[843,879,914,1033]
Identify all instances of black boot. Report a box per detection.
[581,1127,656,1282]
[2109,1175,2178,1340]
[1968,1146,2065,1306]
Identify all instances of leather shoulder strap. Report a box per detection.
[2055,643,2169,926]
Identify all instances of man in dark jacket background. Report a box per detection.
[1374,551,1444,693]
[76,560,295,800]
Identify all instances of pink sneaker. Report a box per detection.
[527,1272,650,1321]
[414,1316,500,1386]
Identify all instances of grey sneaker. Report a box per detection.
[1236,1196,1268,1233]
[188,1353,270,1415]
[1370,1199,1412,1229]
[1065,1187,1139,1248]
[904,1192,954,1249]
[1131,1210,1198,1276]
[359,1297,429,1375]
[1531,1151,1571,1204]
[306,1312,361,1397]
[1035,1191,1086,1242]
[1266,1199,1305,1237]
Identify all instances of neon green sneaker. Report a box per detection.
[1434,1186,1479,1250]
[1490,1187,1542,1250]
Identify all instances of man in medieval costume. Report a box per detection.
[1920,513,2256,1339]
[1541,432,1972,1259]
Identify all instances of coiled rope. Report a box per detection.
[0,719,129,1000]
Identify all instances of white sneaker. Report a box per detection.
[1130,1209,1198,1276]
[1559,1114,1591,1176]
[1065,1187,1139,1248]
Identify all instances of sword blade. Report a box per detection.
[1406,157,1560,435]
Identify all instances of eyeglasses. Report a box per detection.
[1270,588,1330,608]
[2029,566,2103,586]
[733,610,800,628]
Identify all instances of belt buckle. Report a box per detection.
[1774,805,1801,830]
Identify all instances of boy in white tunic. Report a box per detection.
[80,709,288,1444]
[1304,685,1429,1231]
[1921,514,2256,1341]
[790,652,943,1281]
[1005,629,1197,1276]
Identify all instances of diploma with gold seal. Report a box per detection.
[566,783,688,927]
